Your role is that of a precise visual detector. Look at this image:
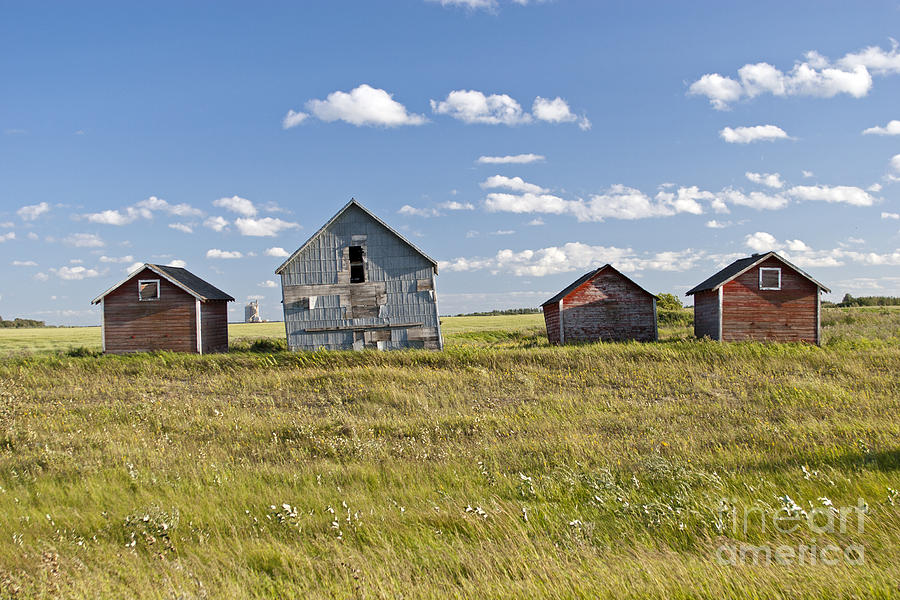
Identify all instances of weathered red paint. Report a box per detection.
[102,267,229,354]
[543,266,657,344]
[693,256,822,343]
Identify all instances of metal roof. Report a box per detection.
[541,264,657,306]
[685,251,831,296]
[91,263,234,304]
[274,198,439,275]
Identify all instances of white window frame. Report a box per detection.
[138,279,161,301]
[759,267,781,290]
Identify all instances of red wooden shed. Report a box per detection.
[686,251,830,344]
[91,263,234,354]
[541,264,658,344]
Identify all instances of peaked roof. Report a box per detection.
[685,251,830,296]
[91,263,234,304]
[541,264,657,306]
[274,198,439,275]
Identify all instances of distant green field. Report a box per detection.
[1,307,897,354]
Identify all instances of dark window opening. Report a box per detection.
[349,245,365,283]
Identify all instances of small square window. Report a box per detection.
[759,268,781,290]
[139,279,160,301]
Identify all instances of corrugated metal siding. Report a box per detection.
[280,204,442,351]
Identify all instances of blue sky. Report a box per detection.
[1,0,899,325]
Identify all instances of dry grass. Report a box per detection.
[0,309,897,598]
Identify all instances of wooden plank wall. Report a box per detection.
[721,257,819,343]
[558,269,656,343]
[103,268,197,354]
[201,301,229,353]
[692,289,720,340]
[542,303,560,344]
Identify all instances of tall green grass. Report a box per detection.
[0,309,897,598]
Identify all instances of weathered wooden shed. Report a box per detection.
[541,264,658,344]
[91,263,234,354]
[275,199,443,351]
[686,251,830,344]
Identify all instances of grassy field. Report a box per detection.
[0,308,898,598]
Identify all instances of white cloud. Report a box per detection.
[688,74,744,110]
[64,233,104,248]
[788,185,876,207]
[862,120,900,135]
[720,125,790,143]
[259,280,278,288]
[265,247,290,258]
[484,192,573,215]
[527,218,545,226]
[441,242,704,277]
[168,223,193,234]
[428,0,496,9]
[480,175,547,194]
[0,221,12,228]
[476,153,545,164]
[745,171,784,189]
[705,220,730,229]
[34,272,49,281]
[282,109,309,129]
[213,195,257,217]
[0,232,14,243]
[11,260,37,266]
[27,232,38,240]
[204,216,230,232]
[719,188,789,210]
[491,229,515,235]
[438,200,474,210]
[868,183,883,192]
[234,217,299,237]
[431,90,530,125]
[688,42,899,109]
[85,209,136,226]
[17,202,50,221]
[206,249,243,259]
[99,255,135,264]
[744,231,900,268]
[168,259,187,268]
[85,196,201,225]
[532,96,577,123]
[802,170,815,178]
[52,266,100,280]
[305,84,427,127]
[124,261,144,274]
[891,154,900,173]
[135,196,201,217]
[882,212,900,220]
[398,205,440,217]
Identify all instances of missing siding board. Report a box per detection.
[416,278,433,291]
[349,245,365,283]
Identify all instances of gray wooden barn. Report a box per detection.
[275,199,443,351]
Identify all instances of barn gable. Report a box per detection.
[275,199,437,280]
[277,199,442,351]
[685,251,830,296]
